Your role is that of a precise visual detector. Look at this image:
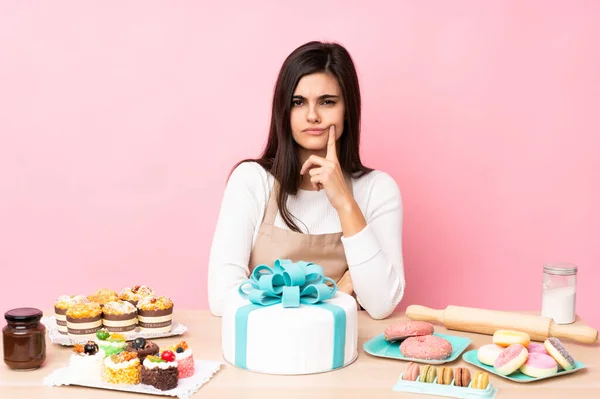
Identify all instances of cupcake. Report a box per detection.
[102,300,137,332]
[164,340,194,378]
[103,351,141,385]
[137,296,174,333]
[67,341,105,383]
[66,302,103,340]
[141,351,178,391]
[119,285,155,307]
[54,295,90,335]
[95,328,127,356]
[88,288,119,307]
[125,337,159,363]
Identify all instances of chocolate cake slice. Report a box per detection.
[141,355,178,391]
[125,338,159,363]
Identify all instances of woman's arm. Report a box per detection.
[339,172,405,320]
[207,162,267,317]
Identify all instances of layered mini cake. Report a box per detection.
[88,288,119,307]
[95,328,127,356]
[137,296,173,333]
[102,300,138,332]
[68,341,105,383]
[125,337,159,363]
[54,295,89,335]
[103,351,141,385]
[141,351,178,391]
[66,302,103,340]
[119,285,155,307]
[164,340,194,378]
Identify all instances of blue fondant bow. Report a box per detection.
[238,259,338,307]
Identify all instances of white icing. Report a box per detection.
[103,301,137,314]
[68,349,105,383]
[142,358,178,369]
[56,295,89,307]
[175,349,193,360]
[221,291,358,375]
[104,357,140,369]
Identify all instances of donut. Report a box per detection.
[519,352,558,378]
[492,330,530,347]
[384,320,434,342]
[477,344,504,366]
[527,343,548,355]
[402,362,420,381]
[544,337,576,371]
[400,335,453,360]
[494,344,528,375]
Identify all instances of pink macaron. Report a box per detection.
[494,344,528,375]
[400,335,453,360]
[527,343,548,355]
[402,362,420,381]
[519,352,558,378]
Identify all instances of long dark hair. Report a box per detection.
[233,41,373,232]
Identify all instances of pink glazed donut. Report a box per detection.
[400,335,453,360]
[519,352,558,378]
[527,343,548,355]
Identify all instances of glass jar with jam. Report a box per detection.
[3,307,46,370]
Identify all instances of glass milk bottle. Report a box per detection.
[541,262,577,324]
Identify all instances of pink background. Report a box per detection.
[1,2,599,329]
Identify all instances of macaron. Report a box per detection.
[454,367,471,387]
[519,352,558,378]
[419,365,437,383]
[472,371,489,389]
[544,337,576,371]
[437,366,453,385]
[477,344,504,366]
[402,362,420,381]
[494,344,529,375]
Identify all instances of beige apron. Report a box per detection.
[248,175,353,291]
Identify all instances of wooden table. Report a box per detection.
[2,310,599,398]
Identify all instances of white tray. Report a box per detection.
[42,316,188,346]
[43,360,223,399]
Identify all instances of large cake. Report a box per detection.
[221,259,358,375]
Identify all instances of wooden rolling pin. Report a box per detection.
[406,305,598,344]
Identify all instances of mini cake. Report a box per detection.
[102,300,138,332]
[88,288,119,307]
[164,340,194,378]
[66,302,103,340]
[96,328,127,356]
[137,296,174,333]
[141,351,178,391]
[103,351,141,385]
[54,295,89,335]
[119,285,155,306]
[68,341,105,383]
[125,337,159,363]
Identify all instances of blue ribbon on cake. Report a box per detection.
[234,259,346,370]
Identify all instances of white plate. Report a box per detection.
[44,360,223,399]
[42,316,188,346]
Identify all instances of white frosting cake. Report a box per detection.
[68,349,105,383]
[221,291,358,375]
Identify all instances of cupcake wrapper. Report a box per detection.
[55,307,68,334]
[66,315,102,336]
[137,308,173,332]
[103,312,138,332]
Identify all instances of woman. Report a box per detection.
[207,41,405,320]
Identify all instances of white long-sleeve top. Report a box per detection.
[207,161,406,319]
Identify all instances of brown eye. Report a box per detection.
[292,99,303,106]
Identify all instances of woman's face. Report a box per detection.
[290,72,345,154]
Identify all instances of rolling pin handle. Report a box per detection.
[549,321,599,344]
[405,305,444,323]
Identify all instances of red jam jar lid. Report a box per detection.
[4,307,43,323]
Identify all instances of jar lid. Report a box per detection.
[4,307,43,323]
[543,262,578,276]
